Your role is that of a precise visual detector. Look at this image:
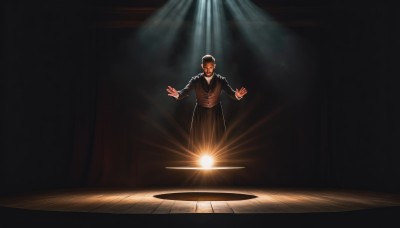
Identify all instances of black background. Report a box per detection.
[3,0,400,194]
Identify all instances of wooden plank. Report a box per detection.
[227,199,262,213]
[0,190,65,208]
[225,188,264,214]
[152,200,175,214]
[124,199,162,214]
[196,201,213,213]
[169,200,197,213]
[86,192,134,213]
[43,194,104,212]
[295,189,359,212]
[122,190,163,214]
[97,191,148,213]
[48,189,141,212]
[306,189,391,211]
[242,188,287,213]
[245,188,300,213]
[210,201,233,213]
[7,191,102,211]
[1,187,400,215]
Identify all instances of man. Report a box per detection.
[166,55,247,157]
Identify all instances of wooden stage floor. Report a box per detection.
[1,187,400,227]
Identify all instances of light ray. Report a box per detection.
[206,0,212,53]
[188,0,207,76]
[225,0,316,96]
[136,0,193,50]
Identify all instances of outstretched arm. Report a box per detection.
[166,77,195,100]
[166,86,179,98]
[222,77,248,100]
[235,86,248,100]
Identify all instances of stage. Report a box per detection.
[1,187,400,227]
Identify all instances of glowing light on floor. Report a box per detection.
[199,155,214,169]
[165,166,245,170]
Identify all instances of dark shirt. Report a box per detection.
[177,73,238,108]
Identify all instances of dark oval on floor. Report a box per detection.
[153,192,257,201]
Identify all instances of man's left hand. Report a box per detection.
[235,87,248,99]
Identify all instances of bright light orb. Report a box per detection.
[199,155,214,169]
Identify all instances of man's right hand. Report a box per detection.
[166,86,179,97]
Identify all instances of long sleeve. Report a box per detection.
[175,76,195,100]
[221,77,240,100]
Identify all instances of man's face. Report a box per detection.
[202,62,216,77]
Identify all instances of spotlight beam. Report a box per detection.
[212,0,229,72]
[135,0,193,59]
[225,0,315,96]
[188,0,206,75]
[206,0,212,53]
[225,0,285,59]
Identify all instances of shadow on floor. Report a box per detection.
[153,192,257,201]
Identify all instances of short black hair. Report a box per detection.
[202,54,215,64]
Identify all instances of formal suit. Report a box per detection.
[175,73,240,155]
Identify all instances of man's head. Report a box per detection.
[201,54,216,77]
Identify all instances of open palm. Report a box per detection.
[235,87,248,98]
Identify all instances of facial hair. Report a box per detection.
[204,71,214,77]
